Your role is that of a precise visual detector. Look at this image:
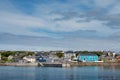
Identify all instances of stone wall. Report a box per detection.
[70,62,120,66]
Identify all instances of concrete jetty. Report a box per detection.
[39,62,71,67]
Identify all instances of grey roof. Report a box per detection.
[65,51,74,54]
[25,56,35,58]
[79,53,98,56]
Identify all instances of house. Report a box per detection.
[117,56,120,62]
[35,51,49,57]
[8,55,14,60]
[23,55,36,63]
[0,53,1,60]
[37,56,46,62]
[113,52,116,58]
[48,54,60,63]
[18,59,28,63]
[101,51,108,58]
[107,52,113,57]
[100,52,116,62]
[64,51,76,61]
[77,53,99,62]
[35,52,49,62]
[116,54,120,62]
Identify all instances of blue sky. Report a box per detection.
[0,0,120,51]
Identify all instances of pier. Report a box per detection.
[38,62,71,67]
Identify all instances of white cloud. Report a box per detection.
[0,36,120,51]
[0,44,66,51]
[0,0,120,50]
[0,0,117,34]
[61,37,120,51]
[0,10,117,37]
[94,0,116,8]
[0,11,51,36]
[53,19,115,37]
[0,12,45,27]
[0,0,20,13]
[109,3,120,14]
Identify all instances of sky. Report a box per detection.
[0,0,120,51]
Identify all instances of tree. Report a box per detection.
[95,51,103,56]
[1,51,16,57]
[56,52,64,58]
[28,52,35,56]
[82,50,88,54]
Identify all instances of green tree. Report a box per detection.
[28,52,35,56]
[1,51,16,57]
[56,52,64,58]
[82,50,88,54]
[95,51,103,56]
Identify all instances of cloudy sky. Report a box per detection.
[0,0,120,51]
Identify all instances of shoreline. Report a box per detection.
[70,62,120,66]
[0,62,120,67]
[0,63,38,67]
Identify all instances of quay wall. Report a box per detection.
[0,63,38,66]
[1,62,120,67]
[42,63,71,67]
[70,62,120,66]
[43,63,63,67]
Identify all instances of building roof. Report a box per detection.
[65,51,74,54]
[24,56,35,59]
[79,53,98,56]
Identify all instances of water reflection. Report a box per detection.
[0,66,120,80]
[98,66,120,80]
[0,66,36,80]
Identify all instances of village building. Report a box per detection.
[23,55,36,63]
[77,53,99,62]
[116,54,120,62]
[64,51,76,61]
[0,53,1,60]
[8,55,14,60]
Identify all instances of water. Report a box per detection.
[0,66,120,80]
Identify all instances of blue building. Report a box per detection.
[77,53,98,62]
[37,56,46,62]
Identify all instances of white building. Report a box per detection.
[8,55,13,60]
[113,52,116,58]
[64,51,76,61]
[0,54,1,60]
[23,55,36,63]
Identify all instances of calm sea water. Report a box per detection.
[0,66,120,80]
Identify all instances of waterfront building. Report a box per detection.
[113,52,116,58]
[8,55,14,60]
[37,56,46,62]
[23,55,36,63]
[77,53,98,62]
[0,53,1,60]
[64,51,76,61]
[116,54,120,62]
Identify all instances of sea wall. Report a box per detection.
[1,62,120,67]
[70,62,120,66]
[43,63,63,67]
[0,63,38,66]
[42,63,71,67]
